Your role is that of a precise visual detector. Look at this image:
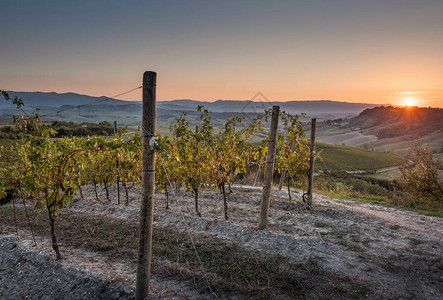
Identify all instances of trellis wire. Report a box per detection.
[39,86,142,118]
[158,154,218,299]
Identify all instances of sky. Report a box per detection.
[1,0,442,107]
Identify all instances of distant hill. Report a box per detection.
[0,91,126,107]
[306,106,443,159]
[348,106,443,139]
[158,99,384,119]
[0,91,393,128]
[2,91,385,115]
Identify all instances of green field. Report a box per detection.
[316,141,406,172]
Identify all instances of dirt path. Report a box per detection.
[1,184,442,299]
[320,196,442,239]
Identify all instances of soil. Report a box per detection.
[1,184,442,299]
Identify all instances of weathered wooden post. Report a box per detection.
[258,106,280,230]
[114,121,120,205]
[307,118,316,206]
[136,71,156,300]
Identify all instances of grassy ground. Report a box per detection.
[316,141,406,172]
[291,172,443,218]
[0,205,370,299]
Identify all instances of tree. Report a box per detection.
[170,107,213,217]
[275,112,310,200]
[208,115,261,220]
[1,90,128,259]
[117,133,142,205]
[1,125,84,259]
[397,143,443,203]
[154,134,177,209]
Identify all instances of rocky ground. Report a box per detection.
[1,184,442,299]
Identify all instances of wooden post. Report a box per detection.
[114,121,120,205]
[258,106,279,230]
[307,118,316,206]
[136,71,156,300]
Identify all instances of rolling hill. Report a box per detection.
[1,91,387,124]
[309,106,443,158]
[315,141,406,172]
[348,106,443,139]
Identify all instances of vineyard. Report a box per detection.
[0,88,311,257]
[1,90,442,299]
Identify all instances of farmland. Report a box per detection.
[315,142,406,172]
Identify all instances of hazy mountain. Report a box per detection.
[157,99,384,118]
[0,91,127,107]
[1,91,388,124]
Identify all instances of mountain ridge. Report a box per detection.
[2,91,389,111]
[1,91,397,124]
[1,91,127,107]
[157,99,389,115]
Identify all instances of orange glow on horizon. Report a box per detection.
[402,97,419,107]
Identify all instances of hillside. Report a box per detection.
[348,106,443,139]
[312,106,443,157]
[315,142,406,172]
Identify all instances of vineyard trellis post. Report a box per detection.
[136,71,157,300]
[307,118,316,206]
[258,105,280,230]
[114,120,120,205]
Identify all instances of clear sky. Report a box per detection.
[1,0,442,107]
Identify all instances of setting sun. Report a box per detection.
[403,97,418,107]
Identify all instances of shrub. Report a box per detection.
[396,143,443,203]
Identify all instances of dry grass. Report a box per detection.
[0,205,372,299]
